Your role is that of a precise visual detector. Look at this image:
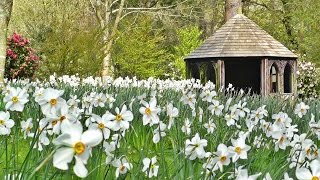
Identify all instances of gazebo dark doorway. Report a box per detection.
[225,59,261,94]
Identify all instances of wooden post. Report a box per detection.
[217,60,225,90]
[292,60,298,95]
[260,58,268,96]
[185,61,190,79]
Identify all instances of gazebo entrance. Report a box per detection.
[225,59,261,94]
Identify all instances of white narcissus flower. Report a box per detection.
[294,102,310,118]
[283,172,293,180]
[88,114,111,139]
[53,121,103,178]
[204,119,216,134]
[142,156,159,178]
[42,102,77,135]
[92,92,106,107]
[33,87,44,103]
[21,118,33,139]
[0,111,14,135]
[3,87,29,112]
[104,141,116,164]
[153,121,167,143]
[112,157,132,178]
[296,159,320,180]
[212,143,231,172]
[181,118,191,135]
[263,172,272,180]
[166,103,179,129]
[38,88,65,115]
[228,133,251,162]
[105,93,116,109]
[139,98,161,126]
[104,105,133,131]
[208,100,224,116]
[185,133,208,160]
[235,167,261,180]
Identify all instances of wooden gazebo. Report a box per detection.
[184,14,298,96]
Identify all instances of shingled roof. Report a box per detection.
[185,14,298,59]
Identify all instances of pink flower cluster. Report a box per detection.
[6,32,40,80]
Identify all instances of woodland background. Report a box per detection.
[3,0,320,79]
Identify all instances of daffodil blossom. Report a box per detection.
[294,102,310,118]
[53,121,102,178]
[88,114,111,139]
[38,88,65,115]
[112,157,132,178]
[142,156,159,178]
[104,105,133,131]
[212,143,231,172]
[296,159,320,180]
[228,133,251,162]
[139,98,161,126]
[0,111,14,135]
[185,133,208,160]
[21,118,33,139]
[4,87,29,112]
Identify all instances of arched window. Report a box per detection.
[284,63,292,93]
[270,64,278,93]
[206,63,216,84]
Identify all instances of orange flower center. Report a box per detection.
[52,120,58,125]
[74,142,86,154]
[59,116,66,121]
[50,99,57,106]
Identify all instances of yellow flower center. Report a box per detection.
[98,123,105,129]
[312,176,319,180]
[116,114,123,121]
[74,142,86,154]
[220,156,227,162]
[12,96,19,103]
[0,120,4,125]
[151,164,155,169]
[26,127,31,132]
[145,108,151,115]
[235,147,241,154]
[50,99,57,106]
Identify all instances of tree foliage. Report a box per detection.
[112,16,170,79]
[173,26,202,79]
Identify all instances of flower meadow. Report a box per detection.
[0,75,320,180]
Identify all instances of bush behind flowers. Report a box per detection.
[6,32,40,80]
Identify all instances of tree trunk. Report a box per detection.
[101,0,125,79]
[0,0,13,83]
[225,0,242,22]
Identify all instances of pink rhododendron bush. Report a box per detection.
[0,75,320,179]
[6,32,40,80]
